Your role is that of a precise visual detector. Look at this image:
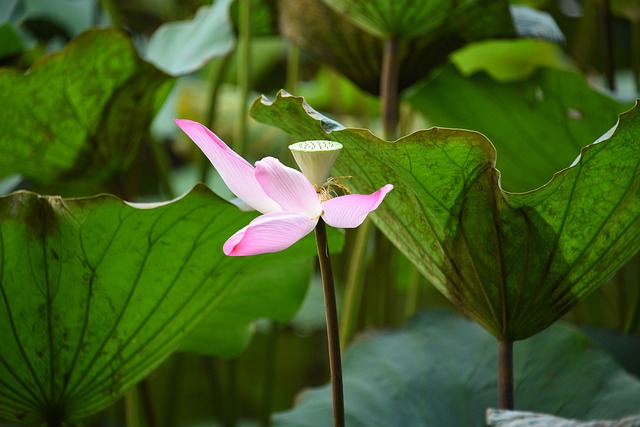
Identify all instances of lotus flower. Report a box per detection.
[175,119,393,256]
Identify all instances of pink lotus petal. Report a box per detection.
[255,157,322,218]
[175,119,280,214]
[223,212,317,256]
[321,184,394,228]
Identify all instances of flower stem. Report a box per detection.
[314,217,345,427]
[497,339,514,410]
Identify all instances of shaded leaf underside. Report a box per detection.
[251,91,640,340]
[279,0,513,94]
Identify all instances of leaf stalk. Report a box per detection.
[497,339,514,410]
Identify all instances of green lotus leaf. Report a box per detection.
[0,185,315,424]
[406,65,629,192]
[273,310,640,426]
[278,0,513,95]
[251,91,640,341]
[0,28,172,185]
[320,0,512,40]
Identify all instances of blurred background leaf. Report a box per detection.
[0,29,172,188]
[320,0,512,40]
[145,0,236,76]
[273,310,640,426]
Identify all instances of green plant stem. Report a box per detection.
[497,339,514,410]
[315,218,345,427]
[124,386,142,427]
[339,219,372,349]
[632,20,640,93]
[235,0,251,156]
[200,54,232,182]
[226,359,238,427]
[164,354,183,427]
[100,0,122,27]
[139,379,157,427]
[207,55,232,129]
[204,356,227,424]
[260,323,278,427]
[380,38,400,140]
[286,44,300,94]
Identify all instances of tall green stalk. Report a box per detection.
[124,386,142,427]
[235,0,251,156]
[99,0,122,27]
[315,218,345,427]
[632,20,640,93]
[201,54,232,182]
[260,324,278,427]
[286,44,300,94]
[339,220,372,349]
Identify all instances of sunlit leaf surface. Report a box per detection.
[407,65,629,192]
[0,29,172,184]
[273,310,640,426]
[251,92,640,340]
[0,185,314,424]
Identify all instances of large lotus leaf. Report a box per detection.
[407,65,629,192]
[272,310,640,426]
[0,185,315,425]
[0,29,172,184]
[278,0,514,95]
[450,39,571,82]
[251,92,640,341]
[320,0,512,40]
[145,0,236,76]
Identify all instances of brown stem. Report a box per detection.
[497,339,514,410]
[315,218,345,427]
[598,0,616,91]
